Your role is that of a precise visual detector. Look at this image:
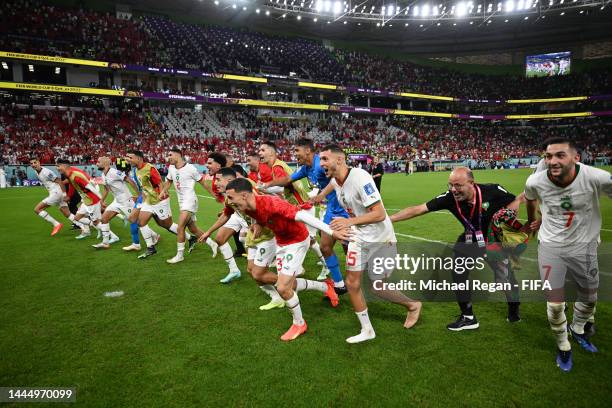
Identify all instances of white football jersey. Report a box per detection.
[36,167,62,195]
[330,167,396,243]
[167,163,202,206]
[534,158,547,173]
[525,164,612,247]
[101,168,131,204]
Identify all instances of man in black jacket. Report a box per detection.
[390,167,522,331]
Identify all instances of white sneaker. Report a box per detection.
[166,254,184,264]
[122,243,141,251]
[152,233,161,245]
[76,232,91,240]
[317,267,330,281]
[92,242,110,249]
[108,235,120,245]
[208,239,219,258]
[346,329,376,344]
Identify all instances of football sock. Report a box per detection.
[130,222,140,245]
[286,293,304,325]
[356,309,374,332]
[310,241,327,266]
[571,301,596,335]
[295,278,327,293]
[176,242,185,258]
[100,222,111,244]
[325,254,345,288]
[140,225,154,247]
[547,302,570,351]
[220,243,238,271]
[260,285,282,301]
[38,210,59,226]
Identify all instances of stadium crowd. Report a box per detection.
[2,0,611,100]
[1,104,609,166]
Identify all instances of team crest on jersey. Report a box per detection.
[364,183,375,195]
[481,202,490,211]
[560,195,573,210]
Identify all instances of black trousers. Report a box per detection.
[452,236,520,316]
[374,178,382,193]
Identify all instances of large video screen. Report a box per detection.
[525,51,571,78]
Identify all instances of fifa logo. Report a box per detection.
[560,195,573,210]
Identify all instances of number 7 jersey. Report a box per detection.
[524,164,612,247]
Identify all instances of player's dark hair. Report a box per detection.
[127,150,145,159]
[542,137,577,151]
[320,144,344,155]
[208,152,227,167]
[170,147,182,156]
[226,177,253,193]
[247,152,259,158]
[56,158,70,165]
[261,141,277,152]
[296,138,315,151]
[231,164,248,177]
[217,167,237,178]
[29,157,39,162]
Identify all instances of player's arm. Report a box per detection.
[159,178,173,200]
[594,168,612,198]
[53,177,66,194]
[295,209,351,242]
[197,176,209,190]
[262,174,292,189]
[523,177,541,233]
[389,203,429,222]
[310,182,334,205]
[331,201,387,230]
[198,207,231,242]
[200,177,216,197]
[101,185,110,208]
[125,176,139,195]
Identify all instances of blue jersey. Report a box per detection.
[131,167,143,205]
[290,154,348,222]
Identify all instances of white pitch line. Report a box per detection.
[388,208,612,232]
[197,194,215,200]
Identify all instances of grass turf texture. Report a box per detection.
[0,168,611,407]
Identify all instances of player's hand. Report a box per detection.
[330,217,352,231]
[159,191,169,200]
[197,231,211,243]
[256,182,267,192]
[309,194,325,206]
[332,228,353,242]
[250,223,262,239]
[521,219,541,234]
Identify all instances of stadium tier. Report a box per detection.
[1,104,609,165]
[1,0,611,101]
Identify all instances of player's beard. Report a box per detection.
[548,161,574,182]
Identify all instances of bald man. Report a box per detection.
[93,156,139,249]
[391,167,521,331]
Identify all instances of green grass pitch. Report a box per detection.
[1,168,611,407]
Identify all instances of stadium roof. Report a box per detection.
[123,0,612,56]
